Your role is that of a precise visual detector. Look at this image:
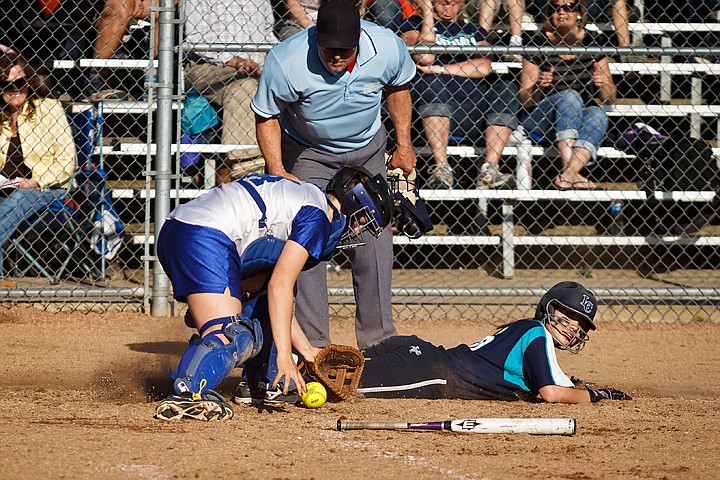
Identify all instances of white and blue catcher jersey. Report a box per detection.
[168,174,337,262]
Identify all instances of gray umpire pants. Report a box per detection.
[281,128,396,349]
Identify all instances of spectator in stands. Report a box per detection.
[0,52,77,277]
[518,0,616,190]
[86,0,180,100]
[184,0,278,184]
[277,0,322,40]
[473,0,632,49]
[400,0,520,189]
[368,0,404,32]
[529,0,632,48]
[251,0,416,350]
[368,0,404,31]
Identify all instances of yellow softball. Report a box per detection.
[306,382,327,399]
[302,382,327,408]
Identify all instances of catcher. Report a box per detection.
[154,167,393,421]
[356,282,633,404]
[234,168,430,406]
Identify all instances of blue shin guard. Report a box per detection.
[171,314,263,396]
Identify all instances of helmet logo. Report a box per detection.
[580,294,594,314]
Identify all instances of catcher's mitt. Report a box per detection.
[304,344,364,400]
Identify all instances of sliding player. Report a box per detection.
[358,281,632,404]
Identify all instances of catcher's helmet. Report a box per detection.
[326,166,394,248]
[535,282,597,353]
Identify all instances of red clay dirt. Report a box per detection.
[1,305,718,479]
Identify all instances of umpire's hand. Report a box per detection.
[389,144,416,176]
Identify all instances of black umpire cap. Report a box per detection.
[316,0,361,49]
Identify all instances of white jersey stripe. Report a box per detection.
[357,378,447,394]
[543,328,574,387]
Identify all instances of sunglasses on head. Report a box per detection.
[0,78,30,91]
[549,2,580,13]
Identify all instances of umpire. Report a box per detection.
[251,0,417,349]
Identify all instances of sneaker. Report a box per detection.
[84,89,131,102]
[233,380,301,406]
[83,72,131,102]
[476,162,515,189]
[155,390,234,421]
[426,162,454,188]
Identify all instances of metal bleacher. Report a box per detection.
[55,18,720,280]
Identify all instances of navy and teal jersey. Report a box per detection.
[445,319,574,401]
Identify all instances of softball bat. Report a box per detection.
[337,417,576,435]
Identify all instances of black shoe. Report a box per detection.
[233,380,300,406]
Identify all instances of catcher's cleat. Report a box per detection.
[155,389,234,421]
[233,381,301,406]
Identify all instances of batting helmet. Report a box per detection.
[535,281,597,328]
[326,166,394,248]
[535,282,597,353]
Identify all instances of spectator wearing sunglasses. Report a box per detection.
[0,52,77,277]
[518,0,616,190]
[530,0,631,48]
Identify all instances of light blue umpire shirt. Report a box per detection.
[251,20,417,154]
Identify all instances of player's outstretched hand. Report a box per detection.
[586,386,633,402]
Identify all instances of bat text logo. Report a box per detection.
[458,419,483,430]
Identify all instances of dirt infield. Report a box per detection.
[1,305,719,480]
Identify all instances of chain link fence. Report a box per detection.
[1,0,718,322]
